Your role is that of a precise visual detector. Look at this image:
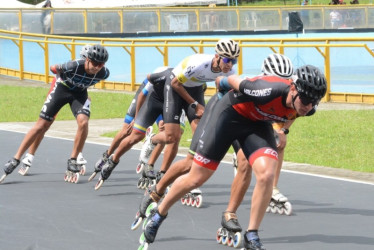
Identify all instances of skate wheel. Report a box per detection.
[181,197,186,205]
[80,165,86,176]
[266,206,271,213]
[195,195,203,208]
[95,179,104,190]
[191,197,196,207]
[216,228,223,244]
[131,215,143,231]
[228,234,234,247]
[221,231,228,245]
[73,173,80,184]
[88,172,97,182]
[233,232,242,248]
[278,207,285,215]
[64,172,69,182]
[139,232,146,245]
[137,178,144,189]
[137,242,149,250]
[18,166,30,176]
[186,196,192,206]
[284,201,292,216]
[0,174,7,183]
[270,206,277,214]
[142,179,149,189]
[136,163,144,174]
[145,202,157,218]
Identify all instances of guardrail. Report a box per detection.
[0,29,373,104]
[1,5,374,34]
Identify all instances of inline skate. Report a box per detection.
[216,212,242,248]
[139,132,156,165]
[266,187,292,216]
[64,158,81,184]
[241,230,266,250]
[18,153,34,176]
[138,209,167,250]
[88,150,109,182]
[94,155,118,190]
[76,152,87,176]
[0,158,20,183]
[137,164,156,189]
[136,127,153,174]
[180,188,203,208]
[131,185,163,231]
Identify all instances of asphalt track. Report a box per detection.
[1,130,374,250]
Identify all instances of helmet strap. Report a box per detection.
[212,57,222,73]
[291,93,299,110]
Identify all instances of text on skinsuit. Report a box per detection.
[264,148,278,158]
[194,154,211,165]
[243,88,272,97]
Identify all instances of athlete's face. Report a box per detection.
[217,56,236,73]
[85,59,104,74]
[289,85,314,116]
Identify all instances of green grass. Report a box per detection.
[1,85,373,173]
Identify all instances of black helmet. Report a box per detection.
[87,44,109,63]
[294,65,327,101]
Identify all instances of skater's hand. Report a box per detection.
[276,130,287,149]
[127,121,134,135]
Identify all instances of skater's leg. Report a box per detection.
[158,162,214,216]
[14,118,52,160]
[151,123,180,145]
[107,122,132,155]
[147,143,164,166]
[155,153,193,194]
[247,156,277,230]
[111,130,145,163]
[273,146,284,189]
[225,149,252,213]
[70,113,89,159]
[157,140,180,173]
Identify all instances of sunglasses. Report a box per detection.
[298,93,318,106]
[221,57,237,65]
[89,59,104,68]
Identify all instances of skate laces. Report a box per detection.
[224,212,238,222]
[272,187,287,202]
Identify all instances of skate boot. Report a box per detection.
[64,158,80,184]
[232,152,238,177]
[88,150,109,182]
[94,155,118,190]
[217,211,242,248]
[131,185,163,231]
[242,230,266,250]
[139,131,156,164]
[76,152,87,176]
[18,153,34,176]
[181,188,203,208]
[138,209,167,249]
[0,158,20,183]
[155,171,165,184]
[137,164,156,189]
[266,187,292,215]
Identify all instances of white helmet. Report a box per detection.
[215,39,240,59]
[262,53,293,78]
[79,44,91,59]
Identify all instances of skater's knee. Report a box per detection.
[164,133,179,144]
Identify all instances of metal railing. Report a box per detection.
[1,5,374,34]
[0,29,373,104]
